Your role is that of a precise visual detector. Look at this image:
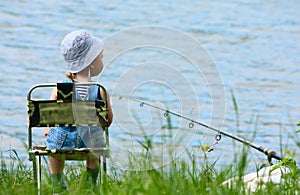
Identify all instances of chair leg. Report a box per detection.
[99,155,107,184]
[37,156,42,194]
[32,157,38,187]
[32,156,39,195]
[103,156,107,184]
[99,158,102,184]
[103,156,107,174]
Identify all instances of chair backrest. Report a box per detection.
[27,82,109,150]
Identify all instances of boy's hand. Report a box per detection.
[44,127,50,136]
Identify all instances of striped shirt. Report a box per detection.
[76,85,90,100]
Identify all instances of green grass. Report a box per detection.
[0,150,36,194]
[0,146,299,195]
[1,93,299,194]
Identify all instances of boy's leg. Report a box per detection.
[49,157,67,193]
[49,157,64,174]
[86,159,100,185]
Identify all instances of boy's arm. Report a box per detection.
[44,87,57,136]
[107,92,113,127]
[100,89,113,127]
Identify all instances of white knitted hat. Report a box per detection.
[60,30,103,73]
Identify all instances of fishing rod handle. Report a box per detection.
[258,146,282,161]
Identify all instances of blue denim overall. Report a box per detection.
[46,79,105,149]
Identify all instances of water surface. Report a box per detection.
[0,0,299,170]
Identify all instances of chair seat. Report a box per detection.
[29,146,109,160]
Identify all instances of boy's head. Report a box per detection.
[60,30,103,73]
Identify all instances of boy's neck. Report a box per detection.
[74,68,90,82]
[74,74,90,82]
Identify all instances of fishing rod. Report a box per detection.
[118,96,289,164]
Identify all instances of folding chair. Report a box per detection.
[27,82,109,192]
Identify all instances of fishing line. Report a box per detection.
[116,95,292,164]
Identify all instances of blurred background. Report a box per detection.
[0,0,299,171]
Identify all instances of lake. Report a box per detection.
[0,0,299,171]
